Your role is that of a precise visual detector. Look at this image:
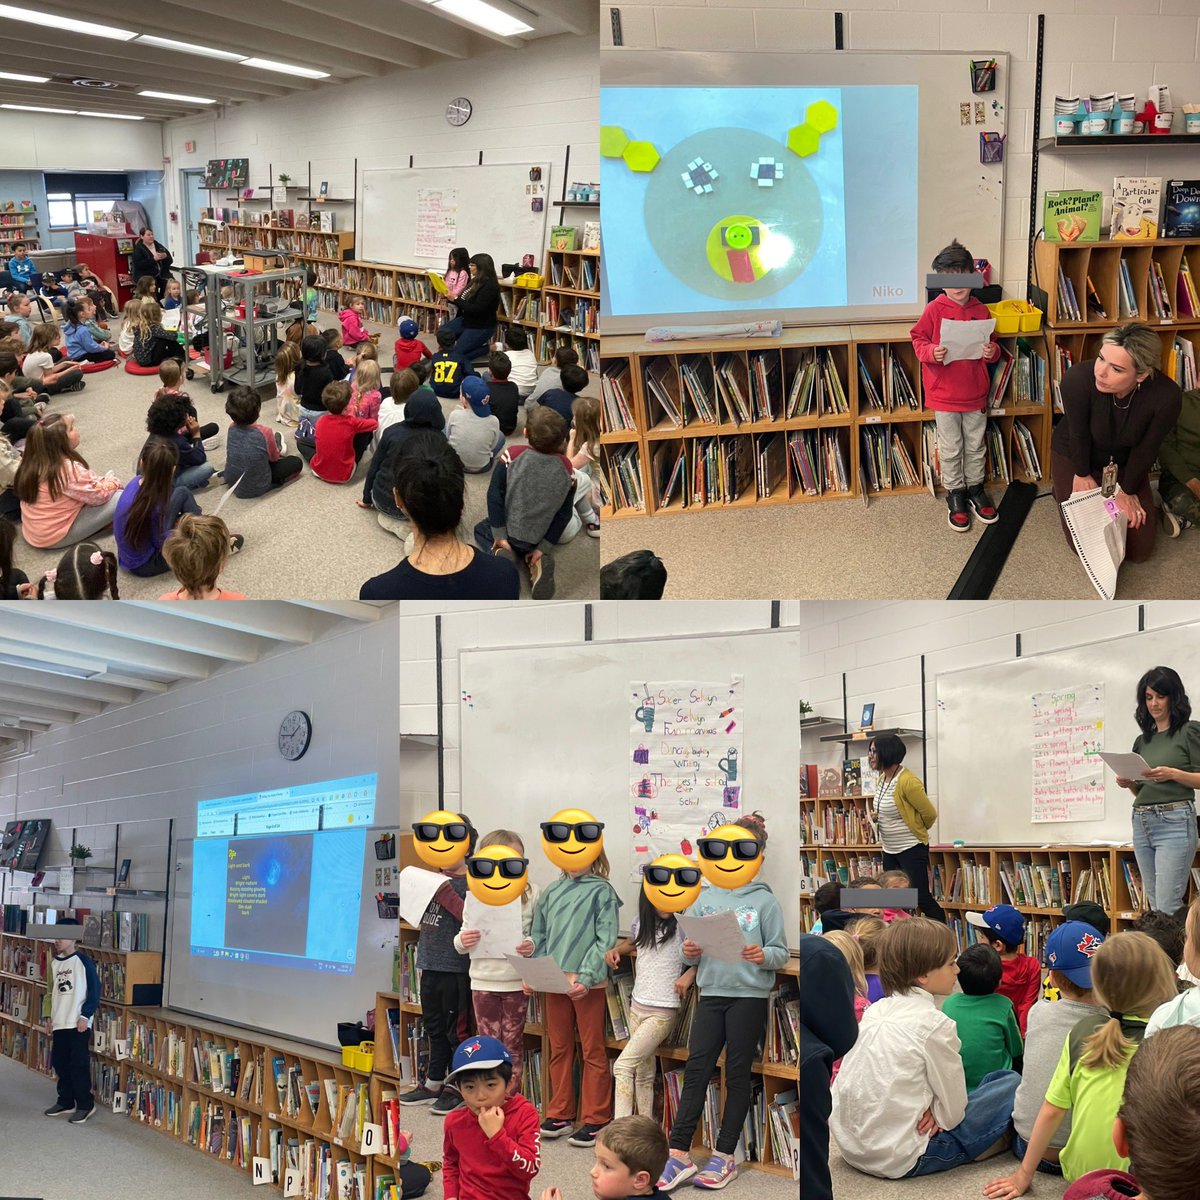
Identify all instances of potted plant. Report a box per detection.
[277,173,292,187]
[799,700,814,718]
[68,843,92,863]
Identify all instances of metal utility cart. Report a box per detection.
[172,261,305,393]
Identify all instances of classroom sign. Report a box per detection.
[415,187,458,257]
[1031,683,1105,822]
[628,677,744,881]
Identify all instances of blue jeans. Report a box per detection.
[903,1070,1020,1176]
[451,324,495,365]
[1011,1131,1064,1176]
[1132,801,1198,913]
[176,462,215,491]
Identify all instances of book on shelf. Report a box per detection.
[1042,190,1102,242]
[820,431,849,493]
[984,419,1009,483]
[817,766,842,799]
[787,430,820,495]
[749,352,780,420]
[799,764,817,799]
[922,423,941,490]
[600,362,634,433]
[1177,262,1200,321]
[549,225,577,251]
[652,441,687,509]
[680,357,718,424]
[1111,177,1162,240]
[1122,859,1145,912]
[860,426,891,491]
[1056,265,1082,322]
[755,432,786,500]
[1147,260,1174,321]
[1167,336,1197,391]
[891,431,920,487]
[644,360,682,428]
[607,445,645,511]
[1012,421,1042,479]
[1162,180,1200,239]
[582,220,600,251]
[842,759,863,797]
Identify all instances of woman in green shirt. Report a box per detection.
[1117,666,1200,914]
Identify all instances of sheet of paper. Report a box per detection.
[462,894,524,961]
[939,317,997,363]
[398,866,445,927]
[503,954,573,993]
[678,911,748,963]
[1098,751,1152,778]
[1061,488,1127,600]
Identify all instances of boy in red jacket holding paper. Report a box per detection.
[443,1036,542,1200]
[910,239,1001,532]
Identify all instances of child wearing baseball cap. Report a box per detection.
[442,1035,542,1200]
[1044,904,1113,1002]
[1011,920,1106,1176]
[394,318,432,374]
[966,904,1042,1037]
[448,376,505,474]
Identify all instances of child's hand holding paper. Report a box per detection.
[939,318,997,363]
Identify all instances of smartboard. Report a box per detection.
[359,163,551,270]
[458,631,804,949]
[936,624,1200,846]
[166,826,398,1049]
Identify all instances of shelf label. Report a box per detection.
[252,1157,272,1186]
[361,1123,383,1156]
[114,1038,129,1061]
[863,415,882,424]
[284,1168,302,1198]
[112,1090,127,1113]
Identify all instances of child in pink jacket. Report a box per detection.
[338,296,372,347]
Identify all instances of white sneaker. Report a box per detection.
[202,435,221,451]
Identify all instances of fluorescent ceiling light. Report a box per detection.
[0,69,50,83]
[240,57,329,79]
[431,0,533,36]
[78,111,145,120]
[139,89,215,104]
[0,652,99,680]
[1,103,75,114]
[1,103,144,119]
[0,4,135,40]
[136,34,243,60]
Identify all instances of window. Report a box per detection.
[46,190,128,231]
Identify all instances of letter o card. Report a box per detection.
[284,1168,302,1197]
[360,1122,383,1155]
[112,1090,128,1113]
[252,1157,272,1185]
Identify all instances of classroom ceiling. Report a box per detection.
[0,601,390,746]
[0,0,595,118]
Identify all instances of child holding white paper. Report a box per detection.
[910,239,1002,534]
[455,829,541,1097]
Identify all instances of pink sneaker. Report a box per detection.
[692,1155,737,1189]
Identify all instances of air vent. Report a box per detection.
[71,78,122,89]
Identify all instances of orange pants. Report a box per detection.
[545,985,613,1125]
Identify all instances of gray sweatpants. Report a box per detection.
[934,409,987,491]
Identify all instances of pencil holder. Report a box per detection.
[1114,111,1135,135]
[1080,112,1110,136]
[377,894,398,919]
[374,837,396,860]
[979,133,1006,164]
[970,61,996,94]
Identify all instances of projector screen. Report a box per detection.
[600,49,1008,334]
[168,774,398,1047]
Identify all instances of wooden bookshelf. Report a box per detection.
[0,205,39,250]
[540,248,600,372]
[598,322,1052,521]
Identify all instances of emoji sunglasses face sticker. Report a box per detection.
[465,847,529,906]
[412,811,472,868]
[540,808,605,871]
[697,825,763,888]
[642,854,703,913]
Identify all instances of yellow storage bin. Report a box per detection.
[341,1045,357,1068]
[353,1042,375,1072]
[987,300,1043,335]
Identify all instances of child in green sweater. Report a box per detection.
[943,943,1023,1090]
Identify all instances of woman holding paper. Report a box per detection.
[1116,666,1200,913]
[1050,323,1183,563]
[868,734,945,923]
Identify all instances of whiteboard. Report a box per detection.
[458,632,804,949]
[359,163,550,270]
[936,625,1200,846]
[166,826,399,1049]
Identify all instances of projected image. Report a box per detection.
[600,86,919,321]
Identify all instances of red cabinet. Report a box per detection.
[73,232,134,307]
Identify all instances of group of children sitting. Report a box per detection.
[805,872,1200,1200]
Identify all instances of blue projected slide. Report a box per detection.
[600,86,919,321]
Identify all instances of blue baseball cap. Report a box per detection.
[462,374,491,416]
[445,1035,511,1086]
[966,904,1026,947]
[398,318,419,339]
[1043,921,1104,988]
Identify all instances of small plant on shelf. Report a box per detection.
[68,843,92,862]
[799,700,813,717]
[277,173,292,187]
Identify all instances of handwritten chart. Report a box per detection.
[1031,683,1105,822]
[628,677,744,881]
[415,188,458,257]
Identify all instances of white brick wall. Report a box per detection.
[603,1,1200,297]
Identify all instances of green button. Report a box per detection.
[725,224,752,249]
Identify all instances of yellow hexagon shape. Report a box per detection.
[600,126,630,158]
[787,123,820,158]
[806,100,838,134]
[623,140,661,172]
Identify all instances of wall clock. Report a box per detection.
[446,97,473,126]
[278,710,312,761]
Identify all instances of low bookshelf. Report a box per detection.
[0,204,39,250]
[540,248,600,373]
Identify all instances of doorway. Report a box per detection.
[180,169,209,264]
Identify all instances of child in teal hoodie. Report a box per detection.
[658,812,789,1192]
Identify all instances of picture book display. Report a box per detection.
[1110,177,1163,240]
[1163,180,1200,239]
[203,159,249,190]
[1043,191,1102,242]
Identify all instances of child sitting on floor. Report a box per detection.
[21,324,84,392]
[528,345,579,405]
[429,325,476,400]
[308,380,376,484]
[322,327,351,380]
[36,542,119,599]
[144,391,217,492]
[967,904,1043,1038]
[113,439,204,577]
[338,295,372,348]
[162,278,184,310]
[394,318,432,373]
[822,929,871,1082]
[567,394,600,539]
[447,376,504,474]
[275,342,301,426]
[527,363,588,429]
[117,297,144,356]
[222,387,304,498]
[159,513,246,600]
[941,943,1024,1091]
[349,359,383,422]
[500,326,538,398]
[485,351,520,437]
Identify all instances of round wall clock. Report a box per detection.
[446,97,473,127]
[278,710,312,761]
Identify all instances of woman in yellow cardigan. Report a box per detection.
[868,732,945,922]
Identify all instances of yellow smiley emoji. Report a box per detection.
[466,846,529,907]
[412,811,474,868]
[540,808,605,872]
[697,825,763,889]
[642,854,703,913]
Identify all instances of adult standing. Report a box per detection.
[868,733,945,922]
[442,252,500,364]
[1117,666,1200,914]
[129,228,173,299]
[1050,322,1183,563]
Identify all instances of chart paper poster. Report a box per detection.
[415,188,458,257]
[1031,684,1105,822]
[628,677,744,881]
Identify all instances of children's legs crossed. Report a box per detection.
[613,1003,675,1119]
[903,1069,1020,1176]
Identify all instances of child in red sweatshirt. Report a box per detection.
[338,296,372,347]
[966,903,1042,1038]
[443,1036,541,1200]
[310,380,377,483]
[394,318,432,373]
[910,239,1001,532]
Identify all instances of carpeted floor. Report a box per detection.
[601,485,1200,601]
[829,1139,1027,1199]
[8,313,598,600]
[0,1051,797,1200]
